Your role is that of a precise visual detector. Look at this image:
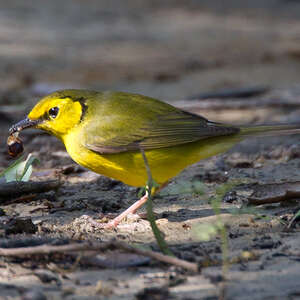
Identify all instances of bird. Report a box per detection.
[8,89,300,228]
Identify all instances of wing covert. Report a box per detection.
[80,92,240,154]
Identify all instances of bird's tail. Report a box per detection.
[239,123,300,138]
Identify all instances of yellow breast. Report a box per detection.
[63,128,240,187]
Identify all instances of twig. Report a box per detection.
[170,93,300,111]
[285,251,300,257]
[0,242,98,256]
[0,180,60,200]
[0,241,199,272]
[247,182,300,205]
[140,149,173,256]
[6,194,37,204]
[190,85,269,100]
[114,241,198,272]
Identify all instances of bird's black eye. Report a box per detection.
[49,107,59,119]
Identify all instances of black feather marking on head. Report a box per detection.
[75,97,88,122]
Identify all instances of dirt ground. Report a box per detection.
[1,1,300,299]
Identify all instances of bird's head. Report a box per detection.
[9,89,91,138]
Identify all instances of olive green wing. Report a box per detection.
[81,92,240,154]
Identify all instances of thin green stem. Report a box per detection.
[140,149,173,256]
[211,192,229,279]
[220,224,229,277]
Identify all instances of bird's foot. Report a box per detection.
[83,213,147,229]
[88,193,149,229]
[81,193,149,229]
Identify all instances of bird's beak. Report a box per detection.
[9,118,40,135]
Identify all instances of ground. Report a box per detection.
[1,1,300,299]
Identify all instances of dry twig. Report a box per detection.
[0,180,60,200]
[0,240,199,272]
[247,181,300,205]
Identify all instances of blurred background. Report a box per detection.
[1,0,300,101]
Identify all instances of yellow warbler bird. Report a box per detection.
[8,89,300,227]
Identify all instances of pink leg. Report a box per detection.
[87,182,168,229]
[104,193,148,228]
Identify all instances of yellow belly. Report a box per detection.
[63,132,240,187]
